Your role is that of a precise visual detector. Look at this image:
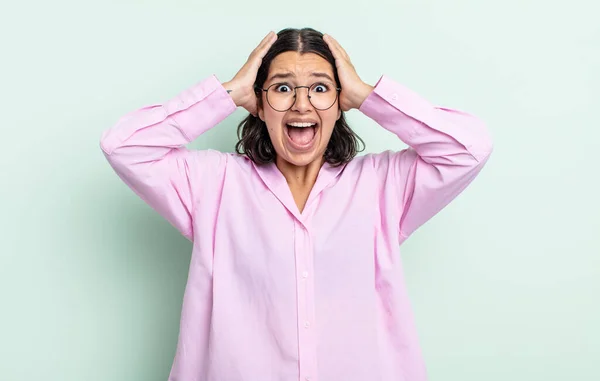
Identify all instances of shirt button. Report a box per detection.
[302,271,309,278]
[304,321,310,328]
[390,93,398,101]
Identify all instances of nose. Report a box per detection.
[291,87,313,112]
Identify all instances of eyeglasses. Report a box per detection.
[256,81,342,112]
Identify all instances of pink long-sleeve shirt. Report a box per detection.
[100,74,493,381]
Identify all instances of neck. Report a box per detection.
[275,155,325,189]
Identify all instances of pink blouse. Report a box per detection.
[100,73,493,381]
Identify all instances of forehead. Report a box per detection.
[267,51,334,81]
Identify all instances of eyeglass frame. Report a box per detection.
[255,82,342,112]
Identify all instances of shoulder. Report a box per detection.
[223,151,256,173]
[343,149,415,177]
[345,151,397,170]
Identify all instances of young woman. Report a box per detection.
[101,27,493,381]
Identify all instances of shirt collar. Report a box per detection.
[250,157,347,223]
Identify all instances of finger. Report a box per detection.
[260,32,277,55]
[246,32,276,71]
[323,34,339,57]
[325,34,350,62]
[254,31,276,57]
[331,36,351,61]
[255,31,274,49]
[323,35,348,66]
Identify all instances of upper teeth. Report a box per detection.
[287,122,316,128]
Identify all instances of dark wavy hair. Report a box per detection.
[235,27,365,167]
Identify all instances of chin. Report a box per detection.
[284,153,322,167]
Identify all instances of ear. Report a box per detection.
[256,93,266,121]
[337,108,341,121]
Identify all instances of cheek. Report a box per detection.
[321,111,339,135]
[264,112,284,139]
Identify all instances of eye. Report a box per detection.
[274,84,292,93]
[312,83,330,93]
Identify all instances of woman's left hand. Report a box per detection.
[323,34,374,111]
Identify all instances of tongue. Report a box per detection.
[288,126,315,145]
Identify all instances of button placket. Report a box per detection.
[304,222,318,381]
[294,220,318,381]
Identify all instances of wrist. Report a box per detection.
[353,83,374,109]
[222,81,240,106]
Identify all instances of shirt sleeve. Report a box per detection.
[359,75,493,242]
[99,74,237,241]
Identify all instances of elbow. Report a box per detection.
[474,137,493,163]
[99,128,118,157]
[98,127,131,177]
[469,118,494,163]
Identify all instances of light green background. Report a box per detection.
[1,0,598,380]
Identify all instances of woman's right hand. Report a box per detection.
[222,31,277,117]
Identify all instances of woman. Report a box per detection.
[101,28,492,381]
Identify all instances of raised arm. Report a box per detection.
[360,75,493,240]
[323,34,492,241]
[100,76,236,240]
[100,31,278,240]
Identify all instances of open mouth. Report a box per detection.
[284,122,319,149]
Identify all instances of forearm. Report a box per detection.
[101,75,236,162]
[360,75,493,165]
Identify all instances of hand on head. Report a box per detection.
[223,31,278,116]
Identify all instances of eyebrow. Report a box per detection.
[266,71,335,83]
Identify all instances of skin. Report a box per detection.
[223,31,374,212]
[258,52,340,179]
